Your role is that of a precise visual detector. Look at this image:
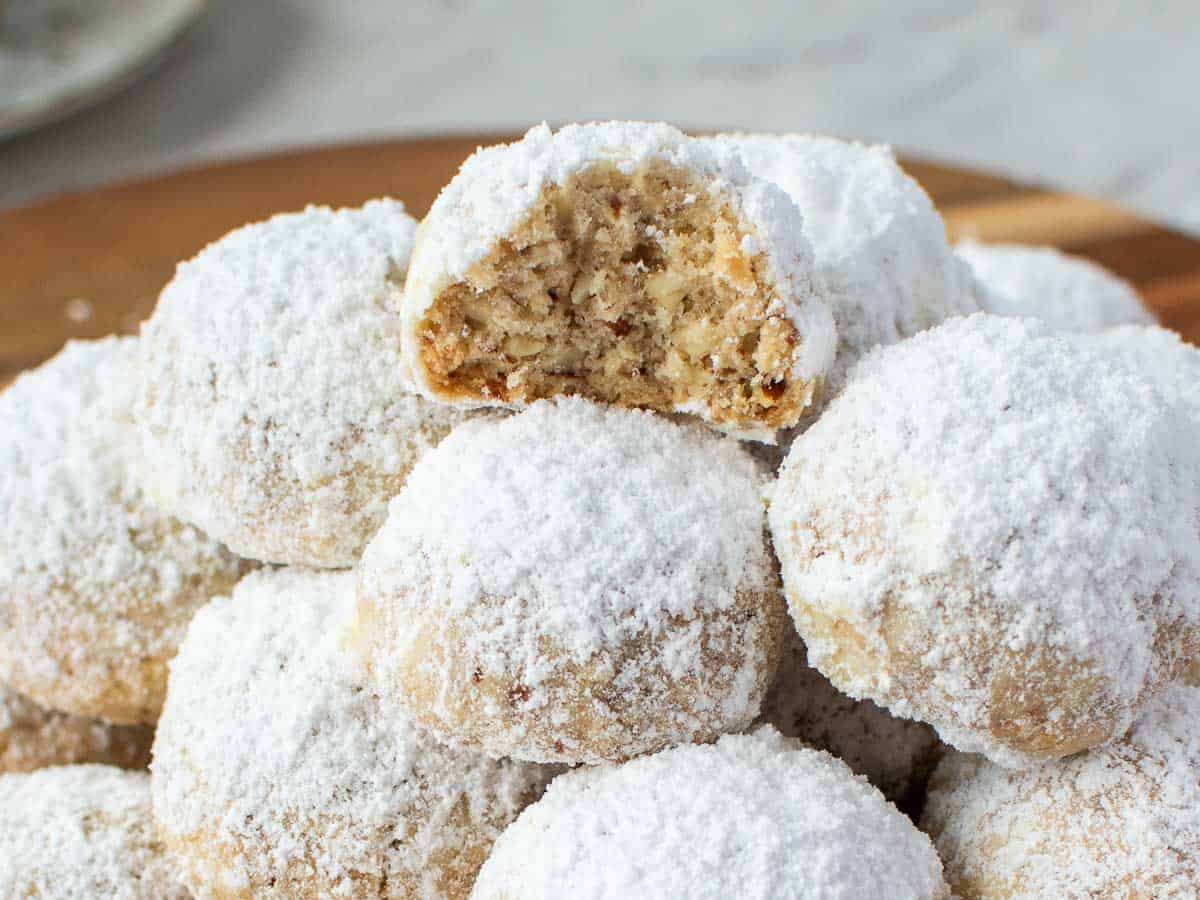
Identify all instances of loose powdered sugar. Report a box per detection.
[152,567,556,899]
[0,336,247,723]
[137,199,471,568]
[0,764,188,899]
[358,397,783,763]
[923,681,1200,896]
[402,121,836,388]
[709,133,982,393]
[471,727,949,900]
[958,240,1156,332]
[770,313,1200,767]
[1086,324,1200,423]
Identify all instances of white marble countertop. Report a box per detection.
[2,0,1198,233]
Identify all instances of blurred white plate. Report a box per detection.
[0,0,204,139]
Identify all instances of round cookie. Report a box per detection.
[138,199,473,568]
[923,681,1200,898]
[710,133,981,393]
[0,685,153,773]
[759,625,944,812]
[401,121,837,441]
[0,337,248,724]
[958,240,1156,331]
[0,764,188,899]
[357,397,786,764]
[472,727,950,899]
[769,314,1200,767]
[152,567,555,899]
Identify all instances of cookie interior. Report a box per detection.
[415,159,816,433]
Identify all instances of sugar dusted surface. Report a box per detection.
[472,727,949,900]
[152,567,554,898]
[0,337,246,722]
[924,682,1200,896]
[1087,324,1200,422]
[359,397,781,762]
[0,764,188,899]
[958,240,1156,331]
[770,313,1200,766]
[402,121,836,392]
[138,199,469,567]
[712,133,981,391]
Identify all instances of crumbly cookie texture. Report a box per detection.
[769,313,1200,768]
[357,397,786,764]
[0,764,188,899]
[923,681,1200,898]
[137,199,473,568]
[152,567,555,900]
[472,727,950,900]
[710,133,981,395]
[0,337,248,724]
[0,685,153,773]
[758,625,944,813]
[958,240,1156,331]
[401,121,836,441]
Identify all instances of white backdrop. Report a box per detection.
[2,0,1198,232]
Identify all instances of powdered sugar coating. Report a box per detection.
[0,685,153,773]
[923,681,1200,897]
[0,337,248,724]
[402,122,836,393]
[138,199,472,568]
[710,133,981,392]
[958,240,1156,332]
[759,625,943,809]
[0,764,188,899]
[1087,324,1200,422]
[358,397,784,763]
[152,567,555,899]
[472,727,949,900]
[769,314,1200,767]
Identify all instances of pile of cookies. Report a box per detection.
[1,121,1198,899]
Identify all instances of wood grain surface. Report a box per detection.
[2,133,1198,387]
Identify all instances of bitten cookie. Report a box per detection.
[357,397,786,764]
[137,200,473,567]
[769,314,1200,767]
[0,337,248,724]
[958,240,1156,331]
[401,121,836,441]
[152,567,555,899]
[0,765,188,899]
[923,682,1200,898]
[710,133,981,393]
[0,685,153,773]
[472,727,949,900]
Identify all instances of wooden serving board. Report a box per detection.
[2,134,1199,388]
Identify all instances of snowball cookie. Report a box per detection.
[358,397,786,764]
[138,199,473,568]
[709,134,981,392]
[153,567,555,899]
[401,121,837,441]
[472,727,949,900]
[759,626,943,811]
[769,314,1200,767]
[923,681,1200,898]
[0,764,187,899]
[0,337,248,724]
[0,685,153,773]
[957,240,1156,331]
